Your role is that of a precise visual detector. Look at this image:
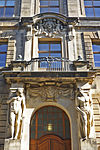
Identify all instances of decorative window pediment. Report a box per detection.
[34,18,66,37]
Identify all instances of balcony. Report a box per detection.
[1,57,95,84]
[5,57,77,72]
[8,57,90,72]
[26,57,75,72]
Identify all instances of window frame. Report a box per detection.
[84,0,100,17]
[38,41,62,57]
[40,0,60,13]
[38,38,62,69]
[30,106,71,140]
[0,41,8,67]
[92,40,100,67]
[0,0,15,17]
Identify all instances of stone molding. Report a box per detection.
[0,30,17,39]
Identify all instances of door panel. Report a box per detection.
[31,135,71,150]
[38,135,65,150]
[38,139,50,150]
[51,139,65,150]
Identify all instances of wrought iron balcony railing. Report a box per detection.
[25,57,74,71]
[10,57,89,72]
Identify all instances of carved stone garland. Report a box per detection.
[27,85,75,102]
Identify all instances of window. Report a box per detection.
[92,42,100,67]
[40,0,59,13]
[0,42,8,67]
[0,0,15,17]
[38,40,61,57]
[38,39,61,68]
[84,0,100,17]
[31,106,71,139]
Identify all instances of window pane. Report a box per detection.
[92,43,100,67]
[94,54,100,61]
[84,1,92,6]
[94,54,100,67]
[94,1,100,6]
[5,7,14,17]
[94,62,100,67]
[49,7,59,13]
[95,8,100,17]
[49,1,59,6]
[0,8,4,17]
[92,44,100,52]
[40,7,49,13]
[85,8,94,17]
[40,1,48,6]
[0,54,6,67]
[50,43,61,51]
[39,53,49,57]
[39,44,49,51]
[0,44,8,52]
[0,1,5,6]
[6,1,15,6]
[50,53,61,57]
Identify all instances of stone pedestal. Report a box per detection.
[4,139,21,150]
[81,139,98,150]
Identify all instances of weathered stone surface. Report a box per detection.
[4,139,21,150]
[0,0,100,150]
[81,139,98,150]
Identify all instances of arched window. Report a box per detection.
[30,106,71,139]
[30,106,71,150]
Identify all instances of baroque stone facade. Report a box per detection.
[0,0,100,150]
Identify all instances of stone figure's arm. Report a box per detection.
[7,97,17,104]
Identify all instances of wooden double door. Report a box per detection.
[30,134,71,150]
